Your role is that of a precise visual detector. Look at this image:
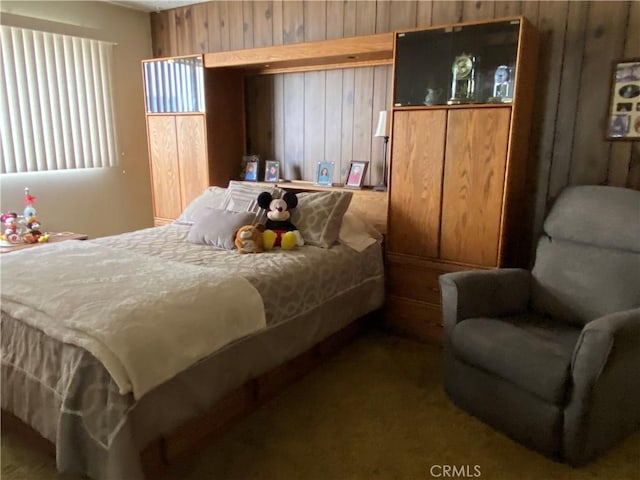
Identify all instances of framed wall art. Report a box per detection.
[345,161,368,189]
[264,160,280,182]
[606,59,640,140]
[315,161,335,186]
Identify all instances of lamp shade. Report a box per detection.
[374,110,389,137]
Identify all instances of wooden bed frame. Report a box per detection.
[2,312,380,478]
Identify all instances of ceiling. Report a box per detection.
[106,0,208,12]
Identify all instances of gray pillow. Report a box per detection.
[176,186,227,225]
[186,208,255,250]
[290,191,352,248]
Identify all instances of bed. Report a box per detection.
[0,183,386,480]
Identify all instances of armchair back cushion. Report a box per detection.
[531,186,640,326]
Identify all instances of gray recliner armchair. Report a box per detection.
[439,185,640,465]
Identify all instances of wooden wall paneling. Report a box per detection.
[326,0,344,40]
[440,108,511,267]
[175,7,195,55]
[340,68,355,182]
[147,116,181,220]
[245,75,274,161]
[416,1,433,28]
[252,1,273,48]
[217,1,230,51]
[325,70,343,176]
[273,74,285,166]
[282,0,304,45]
[389,1,417,32]
[303,71,326,180]
[609,0,639,187]
[176,115,208,207]
[547,0,588,201]
[530,1,570,247]
[166,10,179,56]
[242,1,255,48]
[388,110,447,258]
[207,2,223,52]
[271,0,283,45]
[375,1,391,34]
[431,1,463,25]
[283,73,304,180]
[352,67,375,185]
[304,1,326,42]
[494,1,523,18]
[355,0,377,35]
[570,1,629,186]
[205,69,246,186]
[150,12,169,58]
[192,3,209,53]
[228,1,245,50]
[520,1,540,25]
[461,0,495,22]
[324,0,344,176]
[343,0,357,37]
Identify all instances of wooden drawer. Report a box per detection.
[387,262,445,306]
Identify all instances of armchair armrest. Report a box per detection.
[564,308,640,465]
[439,269,531,337]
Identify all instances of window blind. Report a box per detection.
[0,25,117,173]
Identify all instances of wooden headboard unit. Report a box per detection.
[247,180,388,235]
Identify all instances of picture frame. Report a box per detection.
[315,161,335,186]
[241,154,260,181]
[606,59,640,140]
[345,161,369,189]
[264,160,280,183]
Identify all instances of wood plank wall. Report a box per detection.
[150,0,639,244]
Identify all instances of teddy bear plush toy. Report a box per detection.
[234,224,264,254]
[257,191,304,250]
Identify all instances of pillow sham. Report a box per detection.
[175,186,227,225]
[290,191,352,248]
[186,208,255,250]
[222,180,283,225]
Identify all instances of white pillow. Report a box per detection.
[175,186,227,225]
[186,208,255,250]
[338,212,383,252]
[222,181,283,225]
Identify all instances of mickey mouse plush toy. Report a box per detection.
[257,191,304,250]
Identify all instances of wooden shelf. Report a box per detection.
[203,33,394,74]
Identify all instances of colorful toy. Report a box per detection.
[1,212,20,243]
[23,187,37,219]
[234,224,265,254]
[257,191,304,250]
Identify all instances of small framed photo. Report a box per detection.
[345,161,369,189]
[606,59,640,140]
[264,160,280,182]
[315,161,335,186]
[241,154,260,181]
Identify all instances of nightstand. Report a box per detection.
[0,232,88,254]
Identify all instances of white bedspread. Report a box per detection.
[0,241,265,400]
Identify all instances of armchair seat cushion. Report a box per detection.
[451,313,581,405]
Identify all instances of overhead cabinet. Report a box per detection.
[386,17,540,342]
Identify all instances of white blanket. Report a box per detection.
[1,241,265,400]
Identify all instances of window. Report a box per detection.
[0,25,117,173]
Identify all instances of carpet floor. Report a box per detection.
[2,329,639,480]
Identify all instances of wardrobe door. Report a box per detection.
[388,109,447,259]
[176,114,209,209]
[440,107,511,266]
[147,115,182,222]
